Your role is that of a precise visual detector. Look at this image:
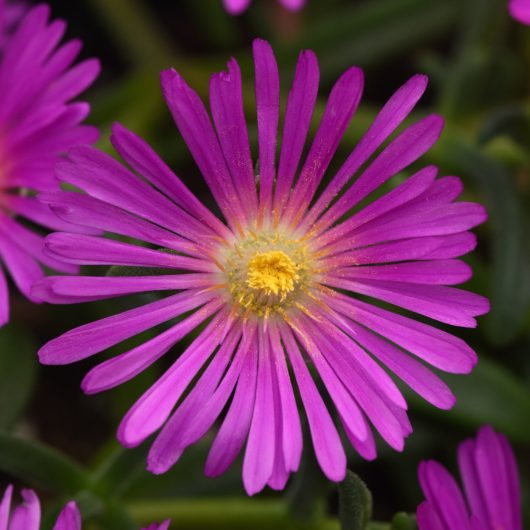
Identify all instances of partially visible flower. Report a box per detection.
[142,522,170,530]
[0,485,171,530]
[223,0,305,15]
[417,426,522,530]
[0,3,100,326]
[508,0,530,25]
[0,486,81,530]
[36,39,488,495]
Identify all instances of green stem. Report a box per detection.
[127,498,389,530]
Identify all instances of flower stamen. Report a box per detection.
[246,250,299,299]
[220,229,316,317]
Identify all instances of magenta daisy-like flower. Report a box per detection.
[0,3,99,326]
[0,486,171,530]
[36,39,488,495]
[223,0,305,15]
[417,426,522,530]
[508,0,530,24]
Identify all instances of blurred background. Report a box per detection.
[1,0,529,528]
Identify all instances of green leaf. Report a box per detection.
[338,470,373,530]
[0,326,37,429]
[391,513,417,530]
[281,0,460,83]
[478,106,530,147]
[442,139,530,345]
[410,357,530,442]
[87,0,175,68]
[92,502,138,530]
[91,442,149,499]
[0,433,89,494]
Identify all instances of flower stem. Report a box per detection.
[127,498,390,530]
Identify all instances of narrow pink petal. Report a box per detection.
[39,274,216,299]
[160,68,246,229]
[280,324,346,482]
[321,237,448,267]
[421,232,477,260]
[0,225,43,301]
[304,320,407,451]
[118,315,226,448]
[52,501,81,530]
[509,0,530,24]
[110,123,231,239]
[269,322,302,472]
[253,39,279,220]
[347,322,455,410]
[458,439,489,525]
[223,0,252,15]
[38,290,214,364]
[472,426,520,530]
[283,66,364,225]
[316,165,437,251]
[243,325,276,495]
[147,324,246,473]
[205,335,258,477]
[343,420,377,461]
[294,326,368,442]
[302,74,429,227]
[418,461,471,530]
[497,433,523,530]
[46,58,100,102]
[266,371,289,491]
[416,501,446,530]
[0,216,77,275]
[0,267,9,327]
[40,39,82,84]
[40,191,202,256]
[274,49,319,214]
[81,300,223,393]
[348,202,486,247]
[8,489,41,530]
[210,58,258,220]
[411,175,463,204]
[141,521,171,530]
[324,278,489,327]
[0,485,13,530]
[31,281,104,305]
[56,146,214,240]
[44,233,215,272]
[328,294,477,373]
[331,260,472,286]
[310,309,407,409]
[312,114,444,233]
[6,195,97,234]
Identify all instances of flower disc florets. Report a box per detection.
[221,228,315,317]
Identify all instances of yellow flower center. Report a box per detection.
[220,228,316,318]
[246,250,299,298]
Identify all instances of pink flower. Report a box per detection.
[417,426,522,530]
[223,0,305,15]
[509,0,530,25]
[36,39,488,495]
[0,485,171,530]
[0,3,100,327]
